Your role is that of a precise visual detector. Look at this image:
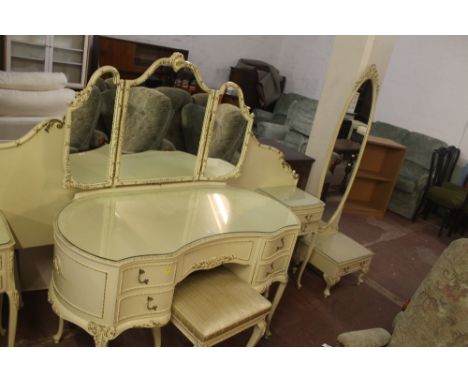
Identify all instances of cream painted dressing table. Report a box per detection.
[0,211,19,347]
[49,185,299,346]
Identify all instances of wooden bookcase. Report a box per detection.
[345,135,406,216]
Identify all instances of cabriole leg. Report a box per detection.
[53,317,64,344]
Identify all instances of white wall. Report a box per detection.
[375,36,468,163]
[106,35,333,99]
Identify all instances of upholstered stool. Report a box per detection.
[167,267,271,347]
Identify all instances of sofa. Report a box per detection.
[371,121,447,219]
[252,93,318,153]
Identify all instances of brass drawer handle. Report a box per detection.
[138,269,149,285]
[305,214,314,222]
[276,237,285,251]
[146,296,158,311]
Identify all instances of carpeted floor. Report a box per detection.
[0,211,462,347]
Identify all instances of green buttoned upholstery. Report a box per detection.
[337,239,468,346]
[171,267,271,346]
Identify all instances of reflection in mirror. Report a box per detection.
[321,79,373,223]
[203,83,251,178]
[66,69,119,187]
[118,65,211,182]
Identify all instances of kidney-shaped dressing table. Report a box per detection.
[45,54,303,346]
[50,184,299,346]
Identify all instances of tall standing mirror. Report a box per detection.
[201,82,253,180]
[114,53,215,185]
[63,66,121,189]
[320,65,379,227]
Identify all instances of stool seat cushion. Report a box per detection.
[172,267,271,342]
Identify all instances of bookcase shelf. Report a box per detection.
[345,135,406,216]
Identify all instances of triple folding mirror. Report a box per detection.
[63,53,253,189]
[320,65,379,227]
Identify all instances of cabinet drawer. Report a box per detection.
[118,291,172,322]
[120,263,176,294]
[52,244,108,319]
[261,233,296,260]
[338,257,372,277]
[181,239,254,279]
[255,255,291,283]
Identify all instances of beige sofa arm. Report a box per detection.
[337,328,392,347]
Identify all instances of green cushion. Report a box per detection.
[181,103,205,155]
[284,130,308,153]
[426,185,467,209]
[371,121,410,143]
[97,88,116,137]
[123,87,173,153]
[257,122,288,140]
[404,131,447,169]
[286,99,317,137]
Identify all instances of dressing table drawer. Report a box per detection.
[117,290,173,322]
[120,263,176,294]
[180,239,254,279]
[261,233,296,260]
[255,254,291,283]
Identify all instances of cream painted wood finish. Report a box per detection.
[0,211,19,346]
[257,186,324,288]
[49,184,300,346]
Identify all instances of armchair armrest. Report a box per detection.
[253,109,274,125]
[337,328,392,347]
[256,121,289,140]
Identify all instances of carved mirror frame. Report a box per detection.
[113,53,215,186]
[319,64,380,232]
[63,66,122,190]
[199,81,253,181]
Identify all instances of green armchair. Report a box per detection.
[337,238,468,346]
[254,95,318,153]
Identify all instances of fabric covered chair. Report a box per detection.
[162,266,271,347]
[122,87,173,153]
[371,122,448,219]
[255,97,318,153]
[156,87,193,151]
[412,146,461,235]
[337,238,468,346]
[208,103,247,164]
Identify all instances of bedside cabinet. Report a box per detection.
[0,212,18,346]
[258,186,324,288]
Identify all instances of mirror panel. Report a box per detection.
[321,68,378,227]
[64,67,120,189]
[115,54,213,184]
[201,83,252,180]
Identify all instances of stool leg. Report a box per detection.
[247,320,266,347]
[7,290,19,347]
[323,274,341,298]
[53,317,64,344]
[0,293,5,336]
[152,326,161,347]
[297,239,314,289]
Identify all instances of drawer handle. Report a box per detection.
[305,214,313,222]
[276,238,285,251]
[146,296,158,311]
[138,269,149,285]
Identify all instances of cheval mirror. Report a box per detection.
[319,65,379,230]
